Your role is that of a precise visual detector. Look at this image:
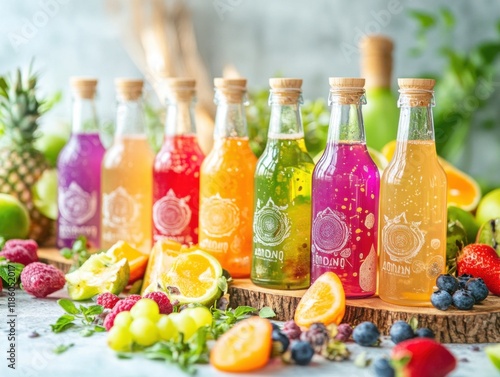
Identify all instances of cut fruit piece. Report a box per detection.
[210,316,272,373]
[476,218,500,256]
[160,249,225,306]
[141,238,183,295]
[65,247,130,300]
[485,344,500,371]
[476,189,500,226]
[108,241,149,284]
[294,271,345,327]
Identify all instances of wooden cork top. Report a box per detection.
[214,78,247,103]
[398,78,435,107]
[329,77,366,105]
[70,77,98,99]
[165,77,196,102]
[115,78,143,101]
[360,35,394,89]
[269,78,302,105]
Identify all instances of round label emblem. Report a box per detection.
[153,189,191,236]
[200,194,240,238]
[382,212,425,263]
[312,208,349,255]
[59,182,97,225]
[103,186,141,228]
[253,198,291,247]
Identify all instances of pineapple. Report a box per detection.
[0,65,52,243]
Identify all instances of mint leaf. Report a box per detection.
[258,306,276,319]
[82,305,104,317]
[233,306,256,318]
[53,343,74,354]
[79,328,94,337]
[50,314,76,333]
[58,299,80,315]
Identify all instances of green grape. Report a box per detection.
[129,317,160,346]
[156,314,179,341]
[130,298,160,322]
[113,311,133,328]
[168,312,197,340]
[107,325,133,352]
[183,306,213,329]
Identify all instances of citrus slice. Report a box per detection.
[294,271,345,327]
[160,249,225,305]
[210,316,272,372]
[108,241,149,284]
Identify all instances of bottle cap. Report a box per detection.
[165,78,196,102]
[70,77,98,99]
[398,78,435,107]
[214,78,247,103]
[329,77,365,105]
[360,35,394,89]
[269,78,302,105]
[115,78,144,101]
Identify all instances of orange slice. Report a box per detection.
[107,241,149,284]
[210,316,272,373]
[294,272,345,327]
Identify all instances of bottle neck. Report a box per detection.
[396,105,435,141]
[214,99,248,138]
[268,102,304,138]
[115,99,145,137]
[72,98,99,133]
[327,96,366,144]
[164,99,196,137]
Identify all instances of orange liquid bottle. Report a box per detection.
[101,79,154,253]
[378,79,447,306]
[199,78,257,277]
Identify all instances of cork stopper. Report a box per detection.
[115,78,143,101]
[269,78,302,105]
[70,77,97,99]
[329,77,365,104]
[360,35,393,89]
[398,78,435,107]
[165,78,196,102]
[214,78,247,103]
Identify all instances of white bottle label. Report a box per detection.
[382,212,425,263]
[200,193,240,238]
[59,182,97,225]
[153,189,191,236]
[253,198,291,247]
[312,208,350,255]
[103,186,142,229]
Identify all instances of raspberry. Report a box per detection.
[20,262,65,298]
[104,298,138,331]
[96,293,120,309]
[143,291,173,314]
[127,294,142,302]
[335,323,353,342]
[282,320,302,340]
[0,239,38,266]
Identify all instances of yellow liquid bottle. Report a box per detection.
[378,79,447,306]
[199,78,257,278]
[101,79,154,253]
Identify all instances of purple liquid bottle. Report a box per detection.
[57,78,105,248]
[311,78,379,298]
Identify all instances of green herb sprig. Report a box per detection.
[209,305,276,339]
[50,298,105,337]
[60,236,92,271]
[0,256,24,286]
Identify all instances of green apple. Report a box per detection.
[34,132,68,167]
[32,169,58,220]
[476,188,500,226]
[0,193,30,240]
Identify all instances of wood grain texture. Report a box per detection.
[228,279,500,343]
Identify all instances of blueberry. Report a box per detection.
[272,330,290,353]
[431,289,453,310]
[389,321,415,344]
[436,274,459,294]
[452,289,475,310]
[352,321,380,347]
[415,327,435,339]
[290,341,314,366]
[458,274,473,289]
[466,278,489,303]
[373,358,395,377]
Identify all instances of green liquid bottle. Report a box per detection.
[361,35,399,151]
[251,78,314,290]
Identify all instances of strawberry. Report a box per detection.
[457,243,500,295]
[391,338,456,377]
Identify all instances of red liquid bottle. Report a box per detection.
[153,78,204,245]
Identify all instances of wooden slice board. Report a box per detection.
[38,248,74,273]
[228,279,500,344]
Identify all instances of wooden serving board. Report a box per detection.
[38,248,74,273]
[228,279,500,344]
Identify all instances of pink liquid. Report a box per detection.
[57,133,105,248]
[153,135,204,245]
[311,142,379,298]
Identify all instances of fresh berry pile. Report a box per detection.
[431,273,489,311]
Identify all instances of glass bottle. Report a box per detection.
[199,78,257,278]
[57,78,105,248]
[311,78,379,297]
[361,35,399,151]
[101,79,154,253]
[378,78,447,306]
[251,78,314,290]
[153,78,204,245]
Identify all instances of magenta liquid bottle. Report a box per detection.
[311,78,379,298]
[57,78,105,248]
